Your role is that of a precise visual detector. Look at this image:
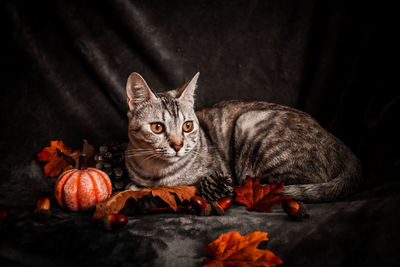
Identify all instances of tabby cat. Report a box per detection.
[125,72,362,202]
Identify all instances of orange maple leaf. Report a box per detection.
[92,186,197,220]
[203,231,283,267]
[37,140,80,177]
[235,177,292,212]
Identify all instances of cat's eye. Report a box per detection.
[150,122,164,134]
[182,121,194,132]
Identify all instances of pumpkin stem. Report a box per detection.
[56,148,76,167]
[78,154,88,170]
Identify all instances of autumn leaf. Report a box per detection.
[93,189,151,220]
[235,177,292,212]
[93,186,196,220]
[37,140,80,177]
[151,186,196,210]
[203,231,283,267]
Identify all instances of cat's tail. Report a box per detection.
[282,156,363,203]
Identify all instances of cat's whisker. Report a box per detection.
[124,152,155,158]
[125,149,154,153]
[125,148,151,151]
[125,148,150,151]
[125,153,154,156]
[125,155,153,158]
[198,146,217,150]
[125,154,152,157]
[140,154,159,164]
[125,151,153,153]
[187,151,202,157]
[125,149,154,152]
[125,150,153,155]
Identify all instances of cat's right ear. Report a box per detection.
[126,72,157,110]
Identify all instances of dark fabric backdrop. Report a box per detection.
[1,1,399,266]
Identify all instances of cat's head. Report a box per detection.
[125,72,200,163]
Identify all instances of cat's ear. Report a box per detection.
[176,72,199,105]
[126,72,157,110]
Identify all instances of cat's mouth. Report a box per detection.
[166,153,182,158]
[161,152,184,161]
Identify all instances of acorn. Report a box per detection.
[218,196,233,210]
[210,196,234,215]
[282,199,309,221]
[35,197,52,220]
[101,214,128,230]
[37,197,51,211]
[34,197,66,220]
[190,196,212,216]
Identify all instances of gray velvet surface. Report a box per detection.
[1,166,400,266]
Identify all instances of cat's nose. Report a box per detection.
[170,143,183,152]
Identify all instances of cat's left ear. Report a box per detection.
[176,72,199,105]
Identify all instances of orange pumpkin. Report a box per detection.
[55,168,112,211]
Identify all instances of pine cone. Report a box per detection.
[94,142,129,192]
[196,173,234,203]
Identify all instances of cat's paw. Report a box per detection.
[125,183,142,191]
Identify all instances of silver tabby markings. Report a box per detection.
[125,72,362,202]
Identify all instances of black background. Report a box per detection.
[1,1,399,266]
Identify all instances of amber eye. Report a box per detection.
[182,121,194,132]
[150,122,164,134]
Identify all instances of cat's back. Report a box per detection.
[196,100,311,126]
[196,100,357,186]
[195,100,315,163]
[196,100,316,150]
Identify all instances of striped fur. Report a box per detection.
[125,73,362,202]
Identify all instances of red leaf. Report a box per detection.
[203,231,283,267]
[234,177,292,212]
[37,140,80,177]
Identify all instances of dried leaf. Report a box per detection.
[37,140,80,177]
[151,186,196,211]
[147,206,192,212]
[93,186,196,220]
[203,231,283,267]
[235,177,292,212]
